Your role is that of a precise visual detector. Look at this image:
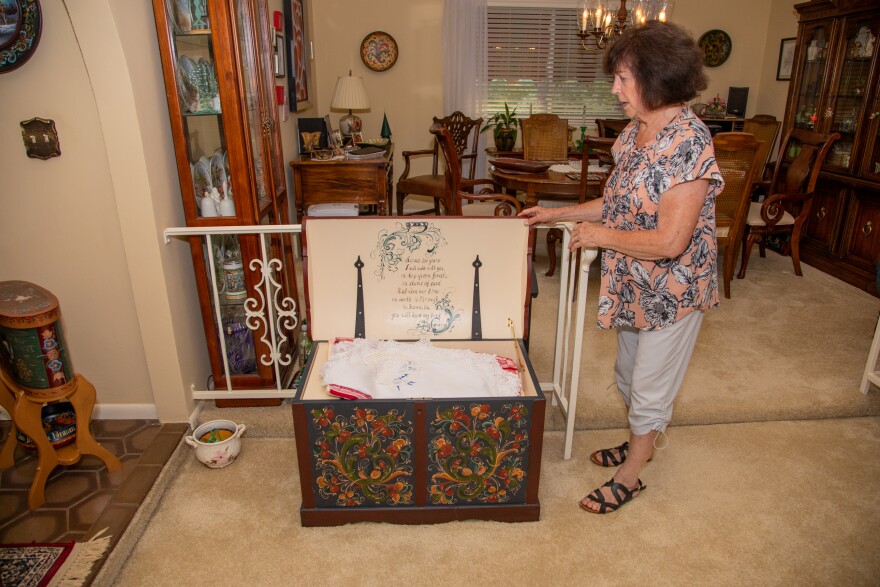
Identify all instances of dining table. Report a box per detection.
[489,161,609,278]
[488,165,608,209]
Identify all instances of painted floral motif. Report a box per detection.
[38,326,67,385]
[412,293,460,336]
[311,406,414,506]
[428,403,528,505]
[371,222,445,279]
[207,445,235,467]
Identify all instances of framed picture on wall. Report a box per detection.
[274,33,285,78]
[283,0,311,111]
[776,37,796,81]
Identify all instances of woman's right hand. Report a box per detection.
[519,206,556,226]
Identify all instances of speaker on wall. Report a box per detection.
[727,87,749,117]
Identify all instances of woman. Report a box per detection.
[520,21,724,514]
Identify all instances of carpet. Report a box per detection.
[1,529,111,587]
[106,420,880,586]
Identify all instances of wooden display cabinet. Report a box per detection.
[786,1,880,294]
[152,0,298,395]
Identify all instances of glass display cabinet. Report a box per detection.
[152,0,298,395]
[785,1,880,294]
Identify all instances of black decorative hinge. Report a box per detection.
[354,256,365,339]
[471,255,482,340]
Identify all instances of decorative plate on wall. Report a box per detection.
[0,0,42,74]
[360,31,398,72]
[698,29,732,67]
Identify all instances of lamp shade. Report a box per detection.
[330,75,370,111]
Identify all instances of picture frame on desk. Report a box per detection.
[297,117,327,153]
[777,37,796,81]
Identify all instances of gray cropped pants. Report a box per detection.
[614,310,704,436]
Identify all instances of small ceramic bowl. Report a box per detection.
[311,149,334,161]
[185,419,246,468]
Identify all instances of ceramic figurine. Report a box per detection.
[200,192,219,217]
[218,195,236,216]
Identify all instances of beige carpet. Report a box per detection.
[104,418,880,586]
[98,245,880,585]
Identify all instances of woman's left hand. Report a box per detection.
[569,221,603,250]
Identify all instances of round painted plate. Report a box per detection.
[177,55,199,112]
[0,0,42,74]
[698,29,732,67]
[211,152,226,191]
[192,159,212,200]
[360,31,398,72]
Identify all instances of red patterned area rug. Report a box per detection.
[0,530,110,587]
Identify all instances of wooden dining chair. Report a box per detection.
[595,118,630,139]
[742,115,781,184]
[544,136,616,277]
[737,127,840,279]
[430,124,522,216]
[521,114,569,161]
[595,118,629,166]
[396,111,482,216]
[711,132,763,298]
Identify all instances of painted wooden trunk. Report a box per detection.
[291,217,544,526]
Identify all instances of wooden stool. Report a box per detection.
[0,281,121,510]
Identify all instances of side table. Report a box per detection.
[289,146,394,220]
[0,281,121,510]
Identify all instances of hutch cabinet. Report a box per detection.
[152,0,299,396]
[786,0,880,294]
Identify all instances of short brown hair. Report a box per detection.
[604,21,707,111]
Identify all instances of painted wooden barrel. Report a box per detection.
[0,281,75,400]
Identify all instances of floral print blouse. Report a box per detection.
[597,105,723,331]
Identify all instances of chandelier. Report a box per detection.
[577,0,674,50]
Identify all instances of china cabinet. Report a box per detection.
[152,0,298,396]
[785,0,880,294]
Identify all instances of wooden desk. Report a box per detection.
[289,146,394,219]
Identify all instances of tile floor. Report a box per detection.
[0,419,187,583]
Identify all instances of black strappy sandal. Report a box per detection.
[589,441,652,467]
[590,441,630,467]
[579,478,646,514]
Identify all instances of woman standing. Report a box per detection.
[520,21,724,514]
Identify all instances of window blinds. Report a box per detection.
[487,6,624,131]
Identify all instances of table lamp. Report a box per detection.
[330,71,370,139]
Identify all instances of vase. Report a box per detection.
[494,128,517,152]
[223,260,246,300]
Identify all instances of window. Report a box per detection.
[487,5,623,132]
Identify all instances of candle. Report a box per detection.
[581,9,587,32]
[595,8,602,30]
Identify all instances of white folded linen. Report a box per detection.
[321,338,522,399]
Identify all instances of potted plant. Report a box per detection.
[482,103,520,151]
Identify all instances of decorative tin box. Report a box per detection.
[292,217,545,526]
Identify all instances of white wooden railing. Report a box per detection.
[165,222,595,458]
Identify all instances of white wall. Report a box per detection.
[0,2,154,407]
[310,0,445,185]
